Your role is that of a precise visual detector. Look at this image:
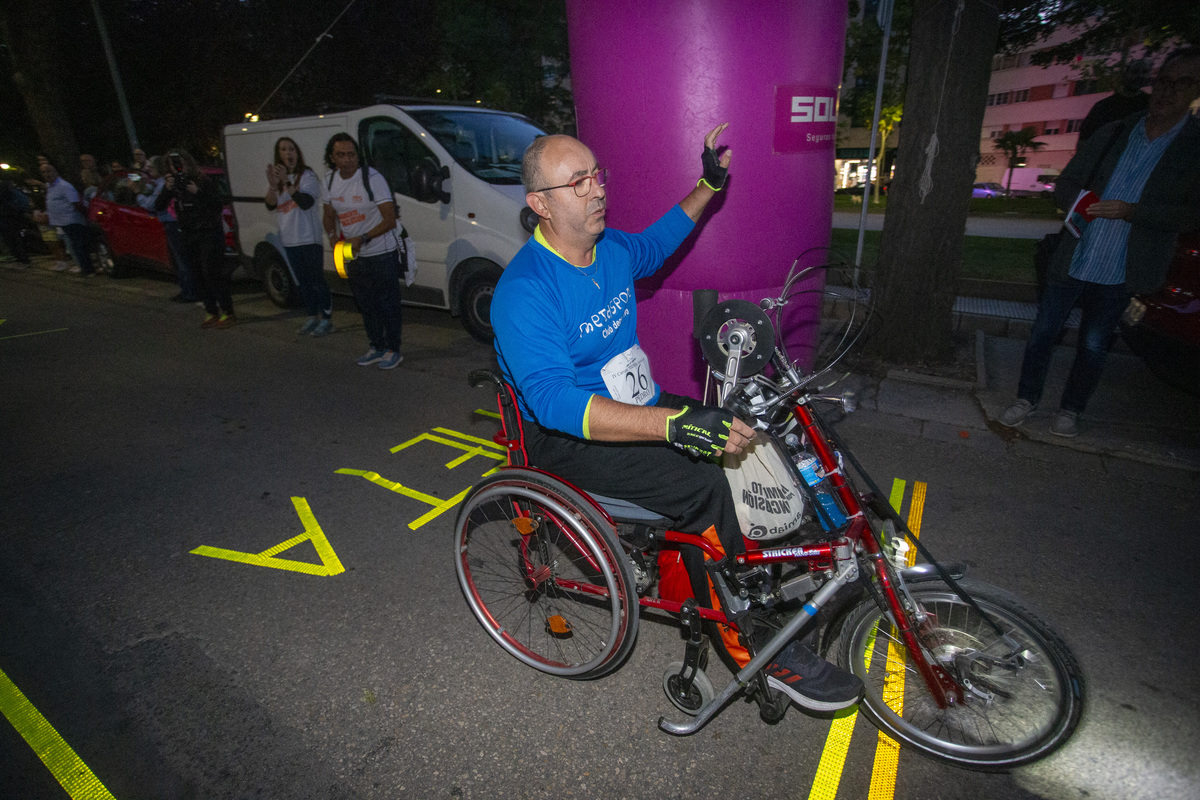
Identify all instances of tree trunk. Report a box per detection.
[0,0,81,181]
[867,0,999,364]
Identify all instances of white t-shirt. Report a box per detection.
[275,169,324,247]
[321,166,396,258]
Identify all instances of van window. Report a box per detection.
[407,109,546,185]
[1037,174,1057,183]
[359,117,440,199]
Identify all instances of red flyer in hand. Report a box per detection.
[1065,190,1100,238]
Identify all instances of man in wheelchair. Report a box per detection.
[489,125,863,712]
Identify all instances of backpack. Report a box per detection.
[327,163,384,201]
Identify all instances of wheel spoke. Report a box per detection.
[840,580,1082,768]
[456,474,639,678]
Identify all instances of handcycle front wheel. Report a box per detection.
[454,469,640,679]
[831,576,1085,771]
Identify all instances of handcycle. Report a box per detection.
[453,261,1085,771]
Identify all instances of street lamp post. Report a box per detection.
[89,0,140,157]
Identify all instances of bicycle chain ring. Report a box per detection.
[698,299,776,378]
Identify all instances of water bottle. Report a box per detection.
[791,450,847,531]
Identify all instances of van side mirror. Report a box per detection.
[412,159,451,204]
[437,165,451,204]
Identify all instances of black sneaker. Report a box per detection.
[764,640,864,712]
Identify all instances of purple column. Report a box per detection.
[566,0,848,397]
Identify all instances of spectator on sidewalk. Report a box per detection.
[24,168,67,270]
[36,161,94,276]
[79,153,105,205]
[1001,48,1200,437]
[266,137,333,337]
[158,149,235,327]
[321,133,403,369]
[0,180,33,267]
[139,156,197,302]
[1077,60,1152,146]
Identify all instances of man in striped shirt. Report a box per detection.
[1002,48,1200,437]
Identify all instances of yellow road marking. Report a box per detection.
[474,408,501,419]
[0,327,69,341]
[867,480,926,800]
[430,427,506,449]
[338,427,508,530]
[0,667,117,799]
[190,497,344,576]
[808,478,931,800]
[388,428,505,471]
[335,469,478,530]
[808,478,908,800]
[807,706,859,800]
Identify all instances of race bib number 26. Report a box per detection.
[600,345,655,406]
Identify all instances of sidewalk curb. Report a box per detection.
[883,332,987,392]
[974,328,988,390]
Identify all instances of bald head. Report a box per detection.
[522,135,594,193]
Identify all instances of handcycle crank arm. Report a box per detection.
[659,548,858,736]
[718,326,748,405]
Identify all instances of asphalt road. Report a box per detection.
[2,265,1198,800]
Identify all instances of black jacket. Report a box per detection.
[1052,113,1200,294]
[157,173,223,234]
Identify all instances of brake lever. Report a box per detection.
[808,391,858,413]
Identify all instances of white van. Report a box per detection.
[999,167,1059,197]
[222,103,546,340]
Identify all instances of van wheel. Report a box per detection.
[459,271,499,343]
[260,248,297,308]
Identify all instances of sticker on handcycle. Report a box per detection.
[600,345,656,405]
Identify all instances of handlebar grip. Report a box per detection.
[692,290,718,339]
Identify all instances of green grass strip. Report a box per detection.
[828,228,1037,283]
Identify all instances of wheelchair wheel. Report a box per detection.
[830,577,1084,770]
[662,662,715,716]
[454,469,640,679]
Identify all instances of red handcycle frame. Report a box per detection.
[483,376,958,711]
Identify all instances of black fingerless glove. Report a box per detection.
[665,405,733,456]
[700,146,728,191]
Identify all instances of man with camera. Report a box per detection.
[157,150,234,327]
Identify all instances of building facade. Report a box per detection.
[975,29,1166,184]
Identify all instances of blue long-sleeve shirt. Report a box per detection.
[492,204,695,438]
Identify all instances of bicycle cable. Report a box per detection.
[809,402,1009,639]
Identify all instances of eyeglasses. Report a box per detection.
[533,167,607,197]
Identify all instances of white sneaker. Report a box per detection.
[68,265,82,274]
[53,261,71,271]
[1000,399,1034,427]
[1051,410,1079,438]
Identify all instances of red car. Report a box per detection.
[88,167,239,278]
[1121,231,1200,396]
